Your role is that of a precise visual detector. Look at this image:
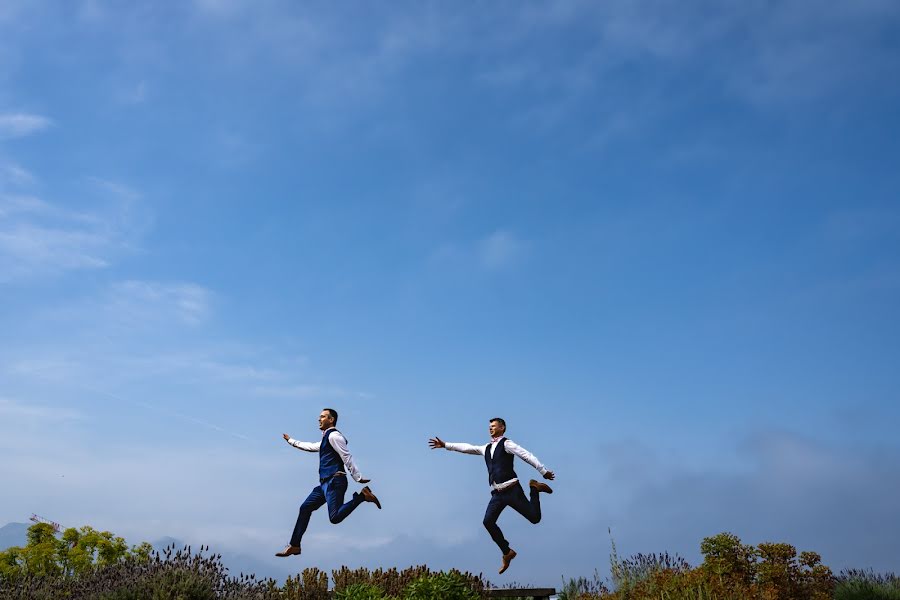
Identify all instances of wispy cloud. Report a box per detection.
[0,162,34,186]
[0,397,82,421]
[0,179,145,283]
[479,229,527,270]
[106,281,213,326]
[0,112,51,139]
[430,229,529,273]
[116,80,148,105]
[87,177,141,202]
[250,384,351,399]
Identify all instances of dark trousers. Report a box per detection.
[290,475,363,546]
[483,482,541,555]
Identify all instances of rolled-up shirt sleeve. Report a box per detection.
[504,439,549,476]
[328,432,364,482]
[444,442,486,456]
[287,438,321,452]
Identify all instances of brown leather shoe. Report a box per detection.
[275,545,301,557]
[360,486,382,509]
[499,549,517,574]
[529,479,553,494]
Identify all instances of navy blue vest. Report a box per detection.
[484,437,517,486]
[319,429,345,481]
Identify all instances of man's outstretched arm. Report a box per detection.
[504,440,555,480]
[429,437,485,455]
[282,433,321,452]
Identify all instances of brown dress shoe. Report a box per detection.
[499,549,517,574]
[529,479,553,494]
[275,545,301,557]
[360,486,382,509]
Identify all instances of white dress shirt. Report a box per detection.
[287,427,364,483]
[444,439,549,491]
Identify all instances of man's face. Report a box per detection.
[488,420,505,438]
[318,410,334,431]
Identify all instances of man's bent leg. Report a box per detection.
[507,483,541,524]
[483,491,511,554]
[290,486,326,546]
[323,477,364,524]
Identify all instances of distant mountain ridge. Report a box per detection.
[0,523,28,550]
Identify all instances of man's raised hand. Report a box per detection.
[282,433,290,441]
[544,470,555,481]
[428,437,445,449]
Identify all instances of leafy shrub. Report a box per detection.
[282,567,330,600]
[593,532,834,600]
[0,523,153,583]
[335,582,391,600]
[402,571,482,600]
[0,545,280,600]
[331,566,485,598]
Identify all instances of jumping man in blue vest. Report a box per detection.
[429,417,555,574]
[276,408,381,558]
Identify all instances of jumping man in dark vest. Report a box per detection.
[276,408,381,557]
[429,417,555,574]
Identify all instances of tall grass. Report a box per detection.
[834,569,900,600]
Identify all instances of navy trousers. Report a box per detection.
[290,475,363,547]
[483,482,542,555]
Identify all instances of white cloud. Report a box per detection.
[249,384,349,399]
[0,163,34,186]
[0,112,51,139]
[0,397,82,421]
[106,281,213,326]
[0,179,145,282]
[87,176,141,202]
[0,222,110,277]
[117,80,148,105]
[479,229,527,270]
[428,229,530,273]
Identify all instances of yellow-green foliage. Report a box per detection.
[0,523,151,581]
[584,532,835,600]
[282,567,330,600]
[331,565,485,598]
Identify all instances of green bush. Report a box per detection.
[335,582,391,600]
[402,571,482,600]
[331,566,485,598]
[283,567,330,600]
[579,532,835,600]
[0,545,280,600]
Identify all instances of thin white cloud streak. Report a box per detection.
[479,230,527,270]
[0,223,110,276]
[431,229,529,272]
[0,112,51,139]
[0,397,82,421]
[0,163,34,186]
[87,177,141,202]
[106,281,213,326]
[0,179,145,282]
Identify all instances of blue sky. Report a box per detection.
[2,0,900,584]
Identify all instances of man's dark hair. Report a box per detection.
[324,408,338,425]
[490,417,506,429]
